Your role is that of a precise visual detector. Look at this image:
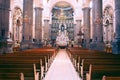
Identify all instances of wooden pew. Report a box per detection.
[81,59,120,79]
[0,48,57,80]
[0,73,24,80]
[70,50,114,62]
[102,75,120,80]
[69,49,108,65]
[68,47,88,51]
[0,58,45,79]
[23,48,57,55]
[0,51,55,79]
[72,52,120,72]
[9,49,56,66]
[0,64,37,80]
[86,64,120,80]
[2,52,53,67]
[0,49,54,66]
[75,53,120,68]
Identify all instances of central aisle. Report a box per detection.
[43,49,81,80]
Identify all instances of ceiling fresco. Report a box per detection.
[52,1,74,20]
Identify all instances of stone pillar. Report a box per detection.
[21,0,33,49]
[90,0,104,50]
[75,20,82,37]
[44,19,50,40]
[95,0,103,42]
[82,7,91,48]
[34,7,43,42]
[92,0,96,41]
[75,20,82,45]
[0,0,13,53]
[112,0,120,54]
[0,0,10,39]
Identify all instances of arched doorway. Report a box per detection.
[51,1,74,42]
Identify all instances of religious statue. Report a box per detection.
[56,24,69,47]
[61,24,65,31]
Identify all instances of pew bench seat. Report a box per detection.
[81,59,120,79]
[102,75,120,80]
[86,64,120,80]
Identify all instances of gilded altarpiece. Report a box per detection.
[51,20,74,40]
[51,6,74,40]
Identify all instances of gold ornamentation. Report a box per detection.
[58,9,66,20]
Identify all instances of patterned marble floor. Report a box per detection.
[43,49,81,80]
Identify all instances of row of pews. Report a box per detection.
[0,47,58,80]
[68,47,120,80]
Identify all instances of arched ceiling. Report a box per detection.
[53,1,73,10]
[55,1,71,8]
[52,1,74,20]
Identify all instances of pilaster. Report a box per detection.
[21,0,34,49]
[112,0,120,54]
[82,7,91,48]
[90,0,105,50]
[34,7,43,42]
[44,19,50,40]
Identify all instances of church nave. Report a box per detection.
[43,49,81,80]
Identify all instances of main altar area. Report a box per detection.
[50,5,75,48]
[56,24,69,48]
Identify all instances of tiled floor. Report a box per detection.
[43,49,81,80]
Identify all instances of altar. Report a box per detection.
[56,24,69,48]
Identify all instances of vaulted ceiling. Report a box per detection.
[55,1,71,8]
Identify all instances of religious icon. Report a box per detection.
[61,24,64,31]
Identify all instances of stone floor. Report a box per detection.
[43,49,81,80]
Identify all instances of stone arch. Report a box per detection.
[49,0,76,12]
[13,6,22,42]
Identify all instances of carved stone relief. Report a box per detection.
[103,6,114,43]
[13,7,22,42]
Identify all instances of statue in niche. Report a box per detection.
[61,24,65,32]
[13,7,22,42]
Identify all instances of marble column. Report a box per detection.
[21,0,33,49]
[90,0,104,50]
[82,7,91,48]
[35,7,43,42]
[44,20,50,40]
[0,0,10,40]
[112,0,120,54]
[75,20,82,45]
[75,20,82,37]
[95,0,103,42]
[92,0,96,42]
[0,0,13,53]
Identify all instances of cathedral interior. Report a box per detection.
[1,0,120,80]
[0,0,120,54]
